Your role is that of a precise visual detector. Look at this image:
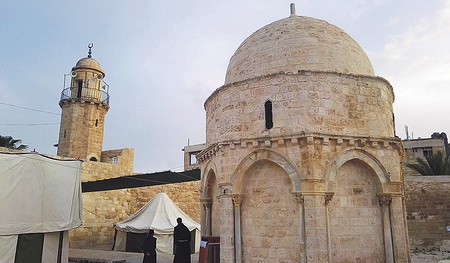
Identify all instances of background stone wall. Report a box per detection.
[402,163,420,177]
[70,181,201,249]
[69,160,201,249]
[405,176,450,252]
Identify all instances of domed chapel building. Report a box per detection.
[198,4,410,263]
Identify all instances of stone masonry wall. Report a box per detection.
[241,160,300,262]
[205,72,394,145]
[405,176,450,252]
[69,160,201,249]
[58,100,108,160]
[70,181,201,249]
[329,160,385,262]
[402,163,420,177]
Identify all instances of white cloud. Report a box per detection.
[370,0,450,138]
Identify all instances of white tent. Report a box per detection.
[0,152,82,263]
[113,192,201,255]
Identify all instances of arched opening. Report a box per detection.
[77,80,83,99]
[241,160,299,262]
[205,171,220,236]
[89,156,97,161]
[324,148,388,193]
[231,149,301,194]
[328,160,384,262]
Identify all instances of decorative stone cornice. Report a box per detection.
[197,132,402,164]
[197,143,221,163]
[59,98,109,110]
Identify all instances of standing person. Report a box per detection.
[173,217,191,263]
[142,229,157,263]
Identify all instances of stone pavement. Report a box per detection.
[69,249,199,263]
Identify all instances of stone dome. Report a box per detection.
[72,57,105,76]
[225,15,374,84]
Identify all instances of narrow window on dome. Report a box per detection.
[392,113,396,136]
[265,100,273,130]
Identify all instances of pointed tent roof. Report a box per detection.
[114,192,200,235]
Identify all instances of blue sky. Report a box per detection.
[1,0,449,173]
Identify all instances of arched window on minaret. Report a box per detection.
[77,80,83,99]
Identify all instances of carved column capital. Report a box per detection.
[325,192,334,205]
[231,194,244,206]
[200,198,212,208]
[377,193,392,206]
[292,192,304,204]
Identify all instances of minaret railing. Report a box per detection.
[60,74,110,105]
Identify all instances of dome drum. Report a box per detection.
[205,71,394,145]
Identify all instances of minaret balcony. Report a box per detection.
[60,74,110,105]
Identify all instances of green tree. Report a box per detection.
[406,151,450,176]
[0,135,28,150]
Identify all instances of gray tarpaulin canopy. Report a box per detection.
[81,169,200,193]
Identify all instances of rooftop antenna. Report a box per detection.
[87,43,93,58]
[290,3,296,16]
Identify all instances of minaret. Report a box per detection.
[57,43,110,161]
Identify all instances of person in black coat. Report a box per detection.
[173,217,191,263]
[142,229,157,263]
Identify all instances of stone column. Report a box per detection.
[218,185,235,262]
[390,194,410,262]
[303,194,329,262]
[232,194,244,263]
[201,198,212,236]
[402,195,412,263]
[378,193,394,263]
[325,193,334,263]
[293,192,306,263]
